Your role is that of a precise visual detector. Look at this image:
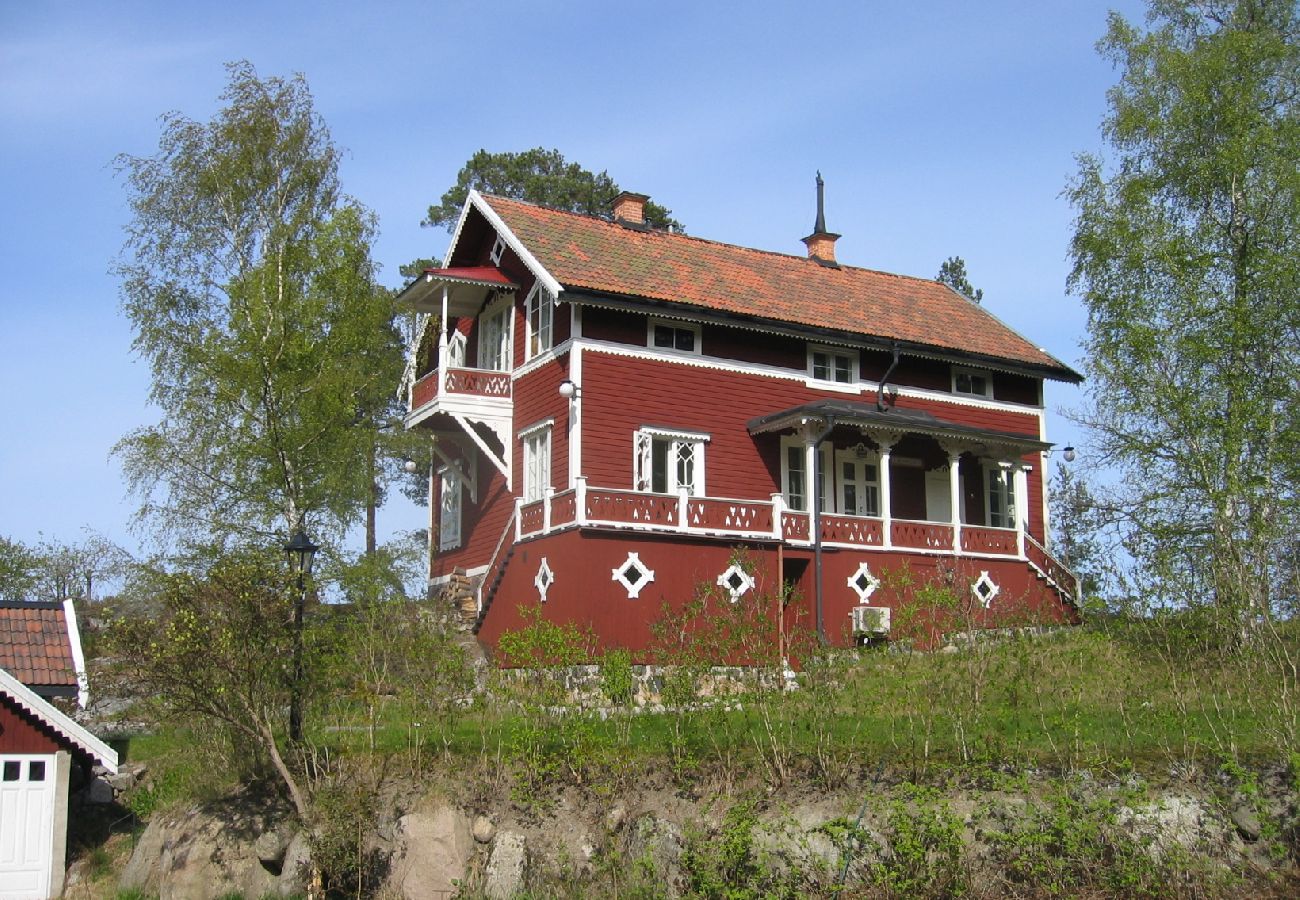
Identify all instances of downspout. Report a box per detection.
[812,415,836,644]
[876,342,901,412]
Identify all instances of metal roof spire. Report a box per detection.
[814,170,827,234]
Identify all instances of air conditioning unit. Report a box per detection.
[851,605,890,636]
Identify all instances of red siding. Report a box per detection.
[476,529,1077,658]
[512,356,573,493]
[0,698,63,754]
[431,449,515,578]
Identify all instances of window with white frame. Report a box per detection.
[438,467,462,551]
[525,285,553,360]
[490,234,506,266]
[780,435,832,513]
[808,345,857,384]
[478,296,512,371]
[649,320,701,354]
[836,445,880,517]
[634,428,708,495]
[521,421,552,502]
[987,466,1016,528]
[446,330,467,368]
[953,366,992,398]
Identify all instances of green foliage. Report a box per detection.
[115,60,400,547]
[424,147,681,231]
[871,786,967,896]
[1068,1,1300,618]
[681,801,791,900]
[935,255,983,303]
[0,535,40,602]
[599,648,635,707]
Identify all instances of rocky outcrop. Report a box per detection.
[384,803,475,899]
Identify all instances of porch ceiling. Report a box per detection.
[396,265,519,317]
[747,399,1051,454]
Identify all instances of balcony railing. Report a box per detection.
[411,365,511,411]
[511,478,1033,563]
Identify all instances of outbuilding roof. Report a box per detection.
[0,601,82,699]
[480,194,1080,381]
[0,666,117,771]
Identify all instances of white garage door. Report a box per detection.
[0,755,56,900]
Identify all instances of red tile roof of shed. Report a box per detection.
[0,602,77,689]
[483,194,1078,379]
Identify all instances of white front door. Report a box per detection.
[0,755,57,900]
[836,450,879,516]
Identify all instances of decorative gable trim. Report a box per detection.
[462,190,564,299]
[0,666,117,772]
[62,599,88,709]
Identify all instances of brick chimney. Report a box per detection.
[612,191,649,227]
[802,172,840,267]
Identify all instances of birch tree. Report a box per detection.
[115,61,398,548]
[1068,0,1300,618]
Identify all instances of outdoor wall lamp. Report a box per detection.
[558,379,581,399]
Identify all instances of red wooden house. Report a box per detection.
[399,185,1082,657]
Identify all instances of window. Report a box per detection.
[634,428,708,495]
[987,466,1016,529]
[649,319,700,354]
[438,467,462,551]
[808,346,856,383]
[490,234,506,265]
[836,447,880,516]
[953,366,992,398]
[521,421,552,502]
[525,285,553,360]
[478,297,511,371]
[780,436,832,512]
[446,330,467,368]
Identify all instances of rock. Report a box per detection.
[385,805,474,900]
[606,801,628,833]
[254,825,294,866]
[117,800,284,898]
[473,814,497,844]
[84,776,116,805]
[1230,802,1262,842]
[484,830,528,900]
[104,762,146,793]
[625,815,685,898]
[1120,795,1222,860]
[277,830,312,896]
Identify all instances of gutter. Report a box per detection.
[811,415,836,645]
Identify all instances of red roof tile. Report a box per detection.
[483,195,1077,379]
[0,603,77,688]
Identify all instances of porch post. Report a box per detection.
[879,441,894,549]
[770,492,785,540]
[543,486,554,533]
[678,486,690,532]
[514,496,523,542]
[575,476,588,526]
[437,283,449,397]
[948,449,962,554]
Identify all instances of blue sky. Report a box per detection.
[0,0,1141,558]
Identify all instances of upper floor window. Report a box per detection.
[478,296,512,371]
[780,436,832,513]
[525,285,553,360]
[808,345,856,384]
[634,427,709,495]
[446,330,467,368]
[438,467,463,551]
[490,234,506,265]
[953,366,992,398]
[649,319,701,354]
[520,420,553,502]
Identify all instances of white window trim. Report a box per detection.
[647,318,703,355]
[634,427,710,495]
[952,365,994,399]
[807,344,859,384]
[477,294,514,372]
[985,462,1016,529]
[520,419,554,503]
[490,234,506,265]
[524,284,554,362]
[780,435,832,513]
[834,446,881,517]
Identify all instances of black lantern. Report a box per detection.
[283,530,318,578]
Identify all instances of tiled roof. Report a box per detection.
[483,194,1078,379]
[0,601,78,689]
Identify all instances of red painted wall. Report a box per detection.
[475,529,1077,658]
[0,698,62,754]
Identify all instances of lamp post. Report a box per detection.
[283,529,318,743]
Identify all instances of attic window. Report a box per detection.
[809,346,856,384]
[490,234,506,266]
[649,320,700,354]
[953,367,992,398]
